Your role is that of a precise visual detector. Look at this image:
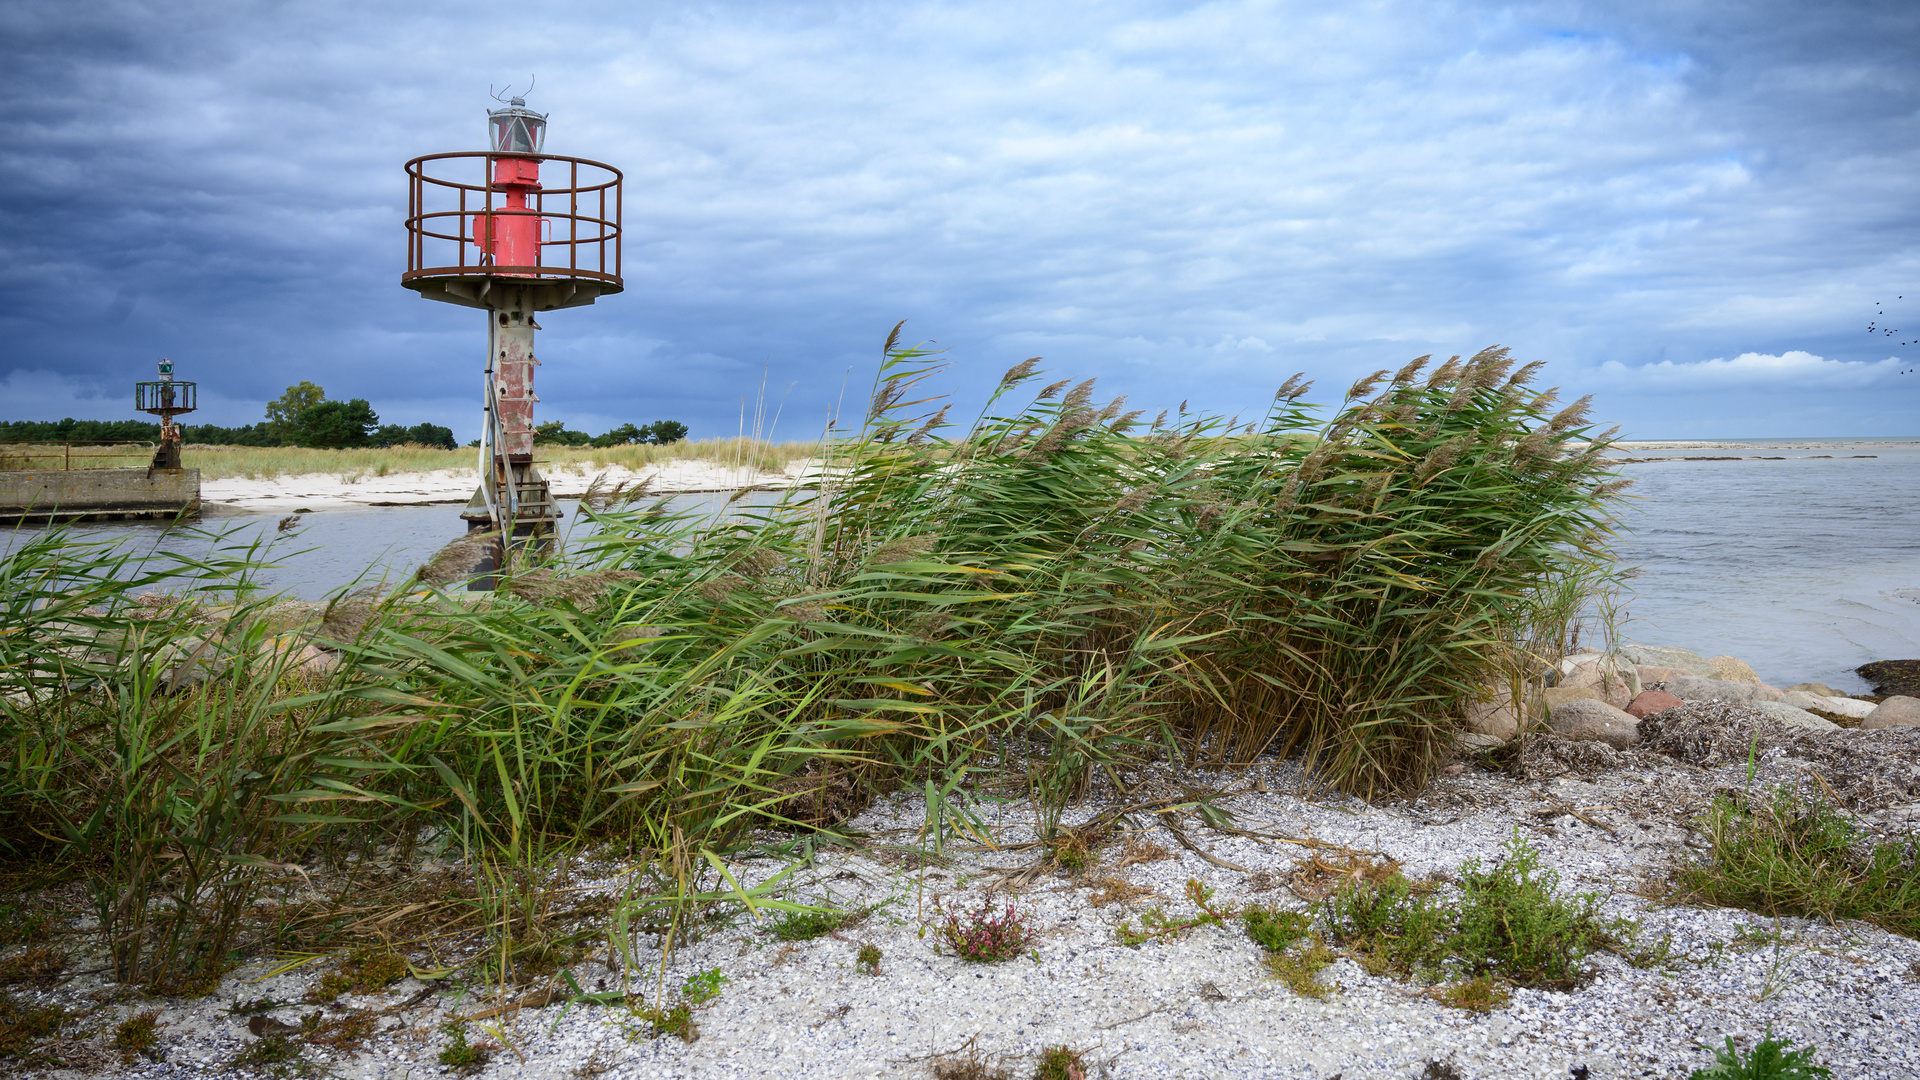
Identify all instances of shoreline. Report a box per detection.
[198,458,823,514]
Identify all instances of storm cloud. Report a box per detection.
[1,0,1914,440]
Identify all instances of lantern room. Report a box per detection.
[489,99,547,155]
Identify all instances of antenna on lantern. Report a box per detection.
[401,89,623,588]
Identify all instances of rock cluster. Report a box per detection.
[1459,642,1920,751]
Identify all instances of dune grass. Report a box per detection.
[171,437,820,482]
[0,333,1625,1002]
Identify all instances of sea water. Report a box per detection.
[1609,439,1920,693]
[7,441,1917,691]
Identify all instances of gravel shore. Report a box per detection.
[17,705,1920,1080]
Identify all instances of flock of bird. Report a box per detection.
[1869,295,1915,374]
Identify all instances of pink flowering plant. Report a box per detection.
[936,899,1037,963]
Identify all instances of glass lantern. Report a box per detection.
[488,99,547,155]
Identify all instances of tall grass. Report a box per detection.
[173,438,820,482]
[0,332,1623,993]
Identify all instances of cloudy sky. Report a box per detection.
[3,0,1916,442]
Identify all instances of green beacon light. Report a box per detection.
[134,357,197,470]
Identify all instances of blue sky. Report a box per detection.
[2,0,1916,442]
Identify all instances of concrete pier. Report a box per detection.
[0,468,201,521]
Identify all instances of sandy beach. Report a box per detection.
[199,458,824,514]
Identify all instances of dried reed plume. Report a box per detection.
[999,357,1042,389]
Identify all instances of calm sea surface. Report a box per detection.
[9,441,1918,693]
[1609,439,1920,693]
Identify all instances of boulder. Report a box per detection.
[1635,665,1692,685]
[1746,700,1840,732]
[296,644,340,676]
[1557,654,1640,710]
[1455,732,1505,754]
[1785,682,1844,698]
[1548,698,1641,750]
[1782,690,1830,711]
[1617,644,1716,678]
[1543,686,1604,711]
[1807,696,1876,720]
[1463,690,1523,742]
[1662,676,1784,705]
[256,600,325,635]
[159,635,230,691]
[1862,696,1920,730]
[1706,655,1765,686]
[1626,689,1685,719]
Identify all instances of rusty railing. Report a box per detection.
[0,441,159,470]
[402,151,623,289]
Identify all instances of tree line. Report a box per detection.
[0,381,688,450]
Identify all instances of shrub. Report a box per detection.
[938,900,1036,963]
[113,1010,161,1062]
[1243,906,1314,952]
[1322,832,1632,993]
[1323,873,1449,978]
[857,943,882,975]
[1449,832,1625,989]
[1680,788,1920,939]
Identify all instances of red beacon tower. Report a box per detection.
[402,93,622,576]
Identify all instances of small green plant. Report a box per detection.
[232,1033,303,1068]
[0,901,52,948]
[0,992,66,1058]
[1687,1026,1832,1080]
[857,943,883,975]
[1322,872,1449,978]
[1681,788,1920,939]
[1116,879,1234,946]
[1263,935,1337,999]
[113,1010,162,1063]
[1732,923,1789,950]
[1243,905,1313,952]
[1449,831,1629,989]
[631,1001,696,1042]
[937,899,1037,962]
[1034,1043,1088,1080]
[1050,833,1101,874]
[437,1020,491,1072]
[1437,974,1510,1012]
[680,967,728,1006]
[1322,832,1632,995]
[767,906,851,942]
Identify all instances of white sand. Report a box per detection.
[199,458,824,514]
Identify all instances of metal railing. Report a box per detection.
[0,441,159,470]
[402,151,623,289]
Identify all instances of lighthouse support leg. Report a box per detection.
[460,291,561,588]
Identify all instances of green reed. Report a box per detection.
[0,329,1624,992]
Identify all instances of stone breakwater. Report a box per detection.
[1461,643,1920,753]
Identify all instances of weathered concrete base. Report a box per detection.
[0,468,201,521]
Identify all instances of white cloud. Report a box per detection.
[1594,351,1907,390]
